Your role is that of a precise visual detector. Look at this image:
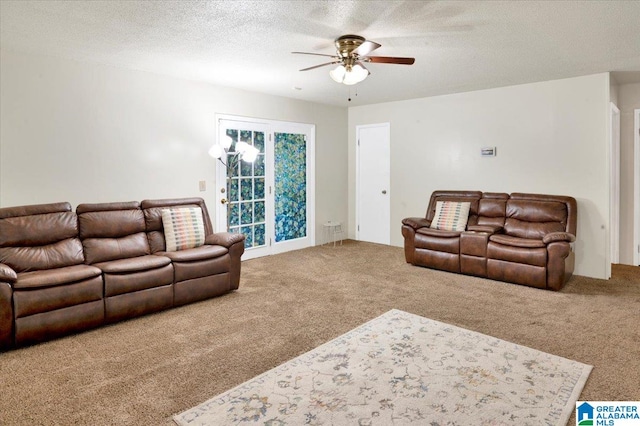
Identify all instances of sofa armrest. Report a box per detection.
[205,232,246,248]
[402,217,431,229]
[0,263,17,284]
[0,281,13,350]
[543,232,576,244]
[205,232,245,291]
[466,224,503,234]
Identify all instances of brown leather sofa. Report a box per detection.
[0,197,244,350]
[402,191,577,291]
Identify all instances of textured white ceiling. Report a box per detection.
[1,0,639,107]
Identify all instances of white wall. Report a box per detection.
[0,49,348,241]
[348,74,610,279]
[617,82,640,265]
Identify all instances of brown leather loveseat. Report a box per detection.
[402,191,577,291]
[0,197,244,350]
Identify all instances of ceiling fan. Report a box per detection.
[292,34,415,85]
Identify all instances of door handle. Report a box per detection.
[382,190,387,195]
[220,198,228,204]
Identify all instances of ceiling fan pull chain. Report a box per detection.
[348,87,359,102]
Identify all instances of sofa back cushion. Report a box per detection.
[504,199,569,240]
[477,193,509,228]
[77,202,150,264]
[0,202,85,272]
[141,198,213,253]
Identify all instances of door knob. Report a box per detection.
[382,190,387,194]
[220,198,228,204]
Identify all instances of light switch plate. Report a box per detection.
[199,180,206,191]
[481,147,496,156]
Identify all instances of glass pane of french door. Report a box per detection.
[225,128,266,249]
[274,132,307,242]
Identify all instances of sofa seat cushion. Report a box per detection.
[414,229,460,254]
[157,245,228,263]
[487,241,547,267]
[15,264,102,289]
[416,228,461,238]
[103,263,173,297]
[95,254,171,274]
[489,234,546,248]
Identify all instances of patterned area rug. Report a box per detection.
[174,309,592,425]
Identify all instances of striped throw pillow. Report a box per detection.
[430,201,471,231]
[161,207,206,252]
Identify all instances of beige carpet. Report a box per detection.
[0,241,638,425]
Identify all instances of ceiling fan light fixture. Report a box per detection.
[329,65,346,83]
[342,64,368,85]
[330,63,368,85]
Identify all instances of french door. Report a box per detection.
[216,117,315,260]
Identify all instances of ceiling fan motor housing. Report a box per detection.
[334,35,366,59]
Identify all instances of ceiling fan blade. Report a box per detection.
[364,56,415,65]
[352,40,381,57]
[292,51,340,59]
[356,61,370,74]
[299,61,340,72]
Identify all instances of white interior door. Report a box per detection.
[356,123,390,245]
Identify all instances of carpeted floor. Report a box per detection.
[0,241,638,425]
